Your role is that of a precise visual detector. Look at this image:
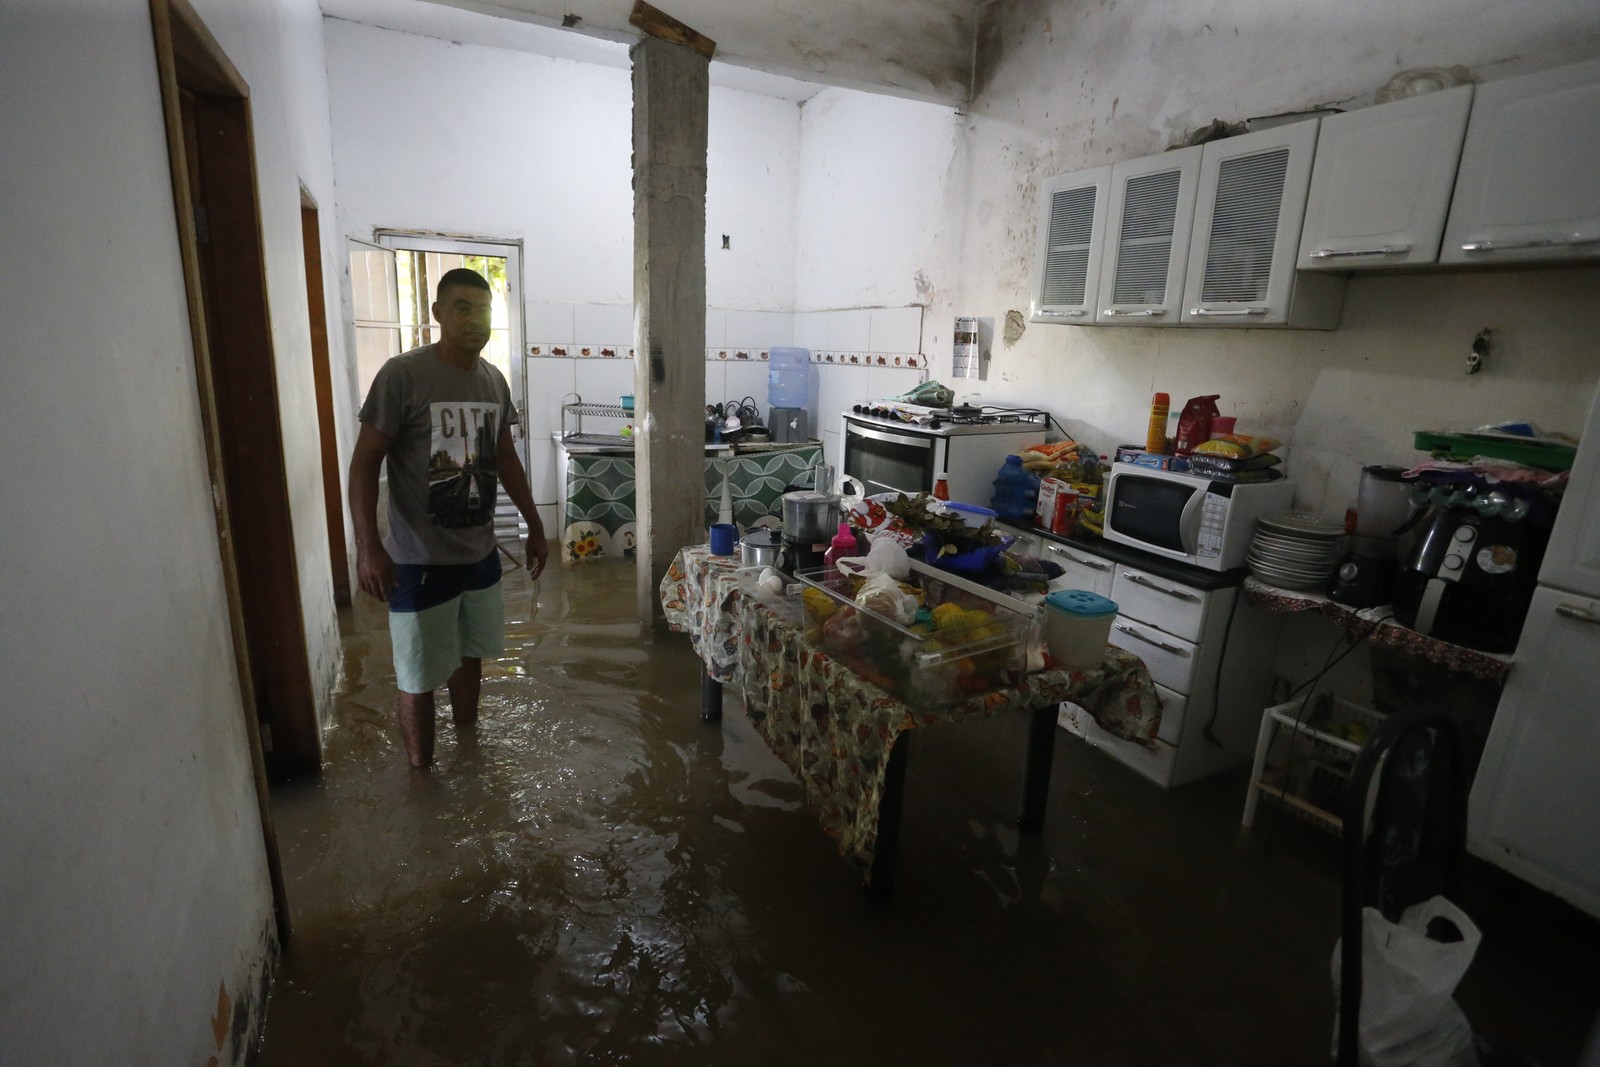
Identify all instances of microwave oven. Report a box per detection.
[1102,462,1295,570]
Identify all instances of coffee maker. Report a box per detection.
[1331,465,1416,608]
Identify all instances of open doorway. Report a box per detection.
[301,192,350,607]
[150,0,318,938]
[350,233,527,540]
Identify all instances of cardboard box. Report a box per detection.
[1038,477,1079,535]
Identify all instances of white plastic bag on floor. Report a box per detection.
[1331,896,1482,1067]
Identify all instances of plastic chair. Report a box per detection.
[1336,709,1469,1067]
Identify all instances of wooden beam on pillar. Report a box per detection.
[628,1,717,59]
[632,32,710,623]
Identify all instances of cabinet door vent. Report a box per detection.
[1041,185,1099,305]
[1112,169,1182,304]
[1202,147,1289,303]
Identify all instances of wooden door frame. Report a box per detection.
[300,192,351,607]
[150,0,314,942]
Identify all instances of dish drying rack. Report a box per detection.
[561,394,633,444]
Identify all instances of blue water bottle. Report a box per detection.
[990,454,1038,524]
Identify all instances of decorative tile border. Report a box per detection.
[527,343,922,369]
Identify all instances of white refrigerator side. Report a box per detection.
[1467,586,1600,916]
[1467,381,1600,917]
[1537,383,1600,600]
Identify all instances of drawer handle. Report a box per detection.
[1101,308,1167,317]
[1188,306,1268,317]
[1126,572,1198,600]
[1048,545,1112,570]
[1461,232,1599,253]
[1556,603,1600,625]
[1308,244,1411,259]
[1114,621,1189,656]
[1036,309,1089,318]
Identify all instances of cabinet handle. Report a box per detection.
[1556,603,1600,625]
[1126,572,1199,600]
[1102,308,1167,317]
[1308,244,1412,259]
[1113,621,1189,656]
[1188,306,1268,317]
[1461,232,1600,253]
[1047,544,1112,570]
[1035,309,1089,319]
[1114,622,1189,655]
[846,424,932,449]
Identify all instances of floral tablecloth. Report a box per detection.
[660,545,1161,876]
[561,443,822,563]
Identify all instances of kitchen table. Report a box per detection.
[660,545,1161,897]
[558,441,822,563]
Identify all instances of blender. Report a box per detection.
[780,463,840,576]
[1330,465,1416,607]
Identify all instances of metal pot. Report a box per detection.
[740,528,783,568]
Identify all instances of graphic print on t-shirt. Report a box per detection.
[427,401,500,528]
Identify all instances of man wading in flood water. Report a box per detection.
[348,267,548,768]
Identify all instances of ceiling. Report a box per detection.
[318,0,982,106]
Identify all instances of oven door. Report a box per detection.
[843,418,939,496]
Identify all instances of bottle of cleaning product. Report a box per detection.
[1146,391,1170,454]
[990,454,1038,524]
[823,522,857,576]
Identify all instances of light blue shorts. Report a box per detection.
[388,552,504,694]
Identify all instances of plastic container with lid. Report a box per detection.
[767,346,811,408]
[794,559,1034,707]
[1043,589,1119,671]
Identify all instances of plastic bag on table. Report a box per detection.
[1331,896,1482,1067]
[853,571,920,624]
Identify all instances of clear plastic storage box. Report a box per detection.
[793,559,1037,708]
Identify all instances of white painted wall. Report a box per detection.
[794,86,963,311]
[324,19,820,529]
[951,0,1600,518]
[0,0,346,1061]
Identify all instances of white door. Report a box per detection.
[1540,382,1600,599]
[1181,121,1321,326]
[1468,585,1600,917]
[1441,56,1600,265]
[1028,165,1111,325]
[1096,147,1201,324]
[1297,84,1473,270]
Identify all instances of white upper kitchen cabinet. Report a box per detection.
[1181,121,1345,328]
[1441,57,1600,266]
[1298,85,1474,270]
[1095,147,1202,324]
[1028,165,1111,325]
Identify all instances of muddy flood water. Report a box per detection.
[259,555,1597,1066]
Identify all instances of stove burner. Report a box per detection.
[949,404,983,418]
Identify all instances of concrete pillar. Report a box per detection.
[631,35,709,623]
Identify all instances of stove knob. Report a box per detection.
[929,417,943,430]
[852,404,865,414]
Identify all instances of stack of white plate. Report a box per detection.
[1246,511,1347,591]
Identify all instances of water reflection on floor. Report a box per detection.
[260,556,1595,1066]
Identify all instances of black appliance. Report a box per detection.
[1392,507,1547,653]
[1330,535,1401,608]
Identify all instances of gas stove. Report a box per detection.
[846,400,1051,435]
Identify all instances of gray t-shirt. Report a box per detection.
[359,343,519,565]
